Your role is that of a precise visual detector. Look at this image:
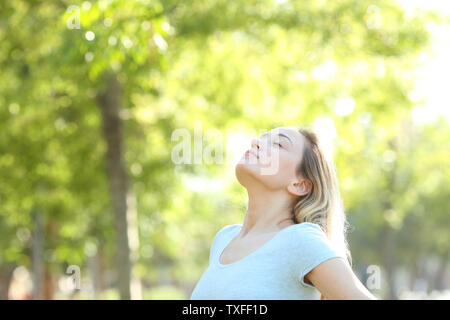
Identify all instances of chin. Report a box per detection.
[235,158,266,189]
[235,160,255,186]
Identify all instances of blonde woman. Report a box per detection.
[190,126,376,300]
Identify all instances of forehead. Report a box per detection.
[260,126,305,153]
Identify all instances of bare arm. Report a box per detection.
[305,257,378,300]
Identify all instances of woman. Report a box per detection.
[190,126,376,300]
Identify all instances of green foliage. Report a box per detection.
[0,0,448,299]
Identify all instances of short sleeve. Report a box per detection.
[208,224,240,265]
[293,222,345,289]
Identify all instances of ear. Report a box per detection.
[287,179,312,197]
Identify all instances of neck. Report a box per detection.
[240,185,295,236]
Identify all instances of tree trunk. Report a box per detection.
[409,254,421,290]
[89,252,100,299]
[0,263,15,299]
[97,73,131,300]
[97,241,106,294]
[434,252,449,291]
[380,139,399,300]
[32,209,44,299]
[381,222,397,299]
[43,267,54,300]
[89,239,107,299]
[127,190,142,299]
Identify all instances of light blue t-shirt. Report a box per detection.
[190,222,345,300]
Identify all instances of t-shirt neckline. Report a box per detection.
[217,223,302,268]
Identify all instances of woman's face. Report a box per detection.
[236,126,309,195]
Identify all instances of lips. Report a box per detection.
[245,149,259,159]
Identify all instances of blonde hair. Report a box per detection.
[292,127,352,299]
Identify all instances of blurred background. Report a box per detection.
[1,0,449,300]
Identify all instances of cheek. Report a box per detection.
[261,152,296,180]
[262,158,296,190]
[278,156,298,180]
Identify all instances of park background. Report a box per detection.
[1,0,450,300]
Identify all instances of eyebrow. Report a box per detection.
[261,132,293,146]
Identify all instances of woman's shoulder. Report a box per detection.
[287,222,326,235]
[285,222,345,258]
[208,224,242,265]
[217,223,242,235]
[299,222,326,232]
[283,222,330,244]
[214,223,242,240]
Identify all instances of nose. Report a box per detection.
[251,138,260,150]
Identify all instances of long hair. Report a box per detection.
[292,127,352,299]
